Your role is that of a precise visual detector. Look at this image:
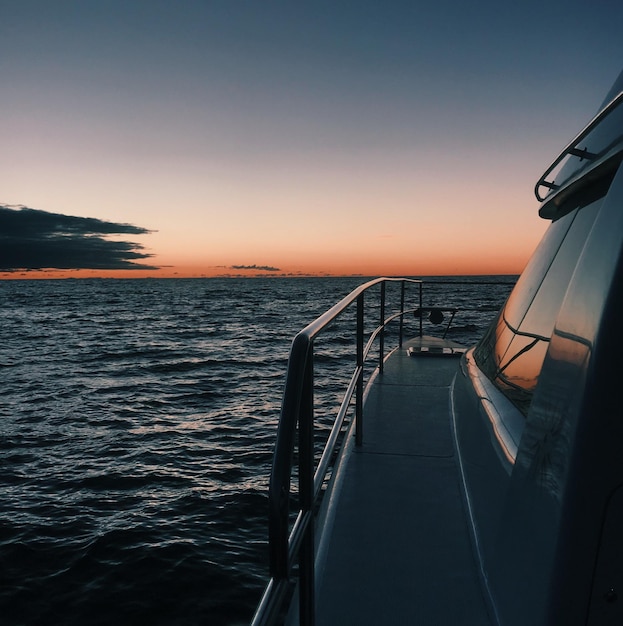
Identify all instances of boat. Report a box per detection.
[251,69,623,625]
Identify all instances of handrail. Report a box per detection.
[250,277,515,626]
[534,90,623,202]
[250,277,420,626]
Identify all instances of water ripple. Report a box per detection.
[0,276,512,624]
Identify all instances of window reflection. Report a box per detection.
[494,334,550,415]
[475,196,603,416]
[503,211,575,331]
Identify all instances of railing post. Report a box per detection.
[299,348,315,626]
[379,281,385,374]
[268,335,311,585]
[355,293,364,446]
[399,280,405,348]
[419,281,423,337]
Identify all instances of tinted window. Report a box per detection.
[475,197,603,415]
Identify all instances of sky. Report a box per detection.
[2,1,623,279]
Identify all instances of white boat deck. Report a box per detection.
[306,337,494,625]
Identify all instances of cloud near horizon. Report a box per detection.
[0,205,158,271]
[230,264,281,272]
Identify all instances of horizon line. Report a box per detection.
[0,272,521,281]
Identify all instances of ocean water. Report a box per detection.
[0,276,514,626]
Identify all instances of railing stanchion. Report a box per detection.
[299,349,315,626]
[419,282,423,337]
[355,293,364,446]
[379,282,385,374]
[399,280,405,348]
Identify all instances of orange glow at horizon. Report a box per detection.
[0,195,544,281]
[0,250,532,281]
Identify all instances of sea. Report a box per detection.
[0,276,515,626]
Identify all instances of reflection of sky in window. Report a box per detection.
[502,211,573,331]
[492,197,603,406]
[520,200,601,337]
[497,334,549,392]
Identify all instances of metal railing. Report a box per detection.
[250,277,426,626]
[250,277,515,626]
[534,90,623,202]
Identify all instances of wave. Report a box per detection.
[0,276,511,624]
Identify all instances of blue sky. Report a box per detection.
[2,1,622,276]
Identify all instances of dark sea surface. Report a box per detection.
[0,276,515,626]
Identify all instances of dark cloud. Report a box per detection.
[0,205,158,271]
[230,264,280,272]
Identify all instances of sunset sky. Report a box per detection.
[2,1,623,279]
